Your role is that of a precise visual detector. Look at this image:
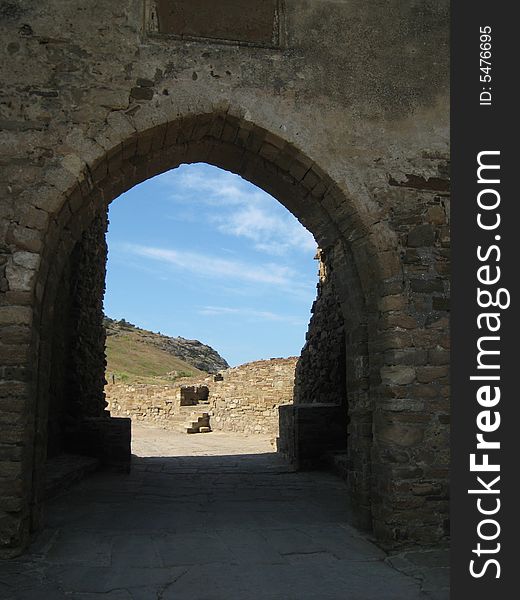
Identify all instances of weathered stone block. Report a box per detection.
[410,278,444,293]
[380,366,416,385]
[377,418,425,447]
[416,366,449,384]
[407,224,435,247]
[378,295,407,312]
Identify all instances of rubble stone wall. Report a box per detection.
[106,357,297,436]
[209,358,297,435]
[294,249,346,406]
[47,211,109,456]
[106,383,184,426]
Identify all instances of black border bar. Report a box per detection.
[451,2,518,597]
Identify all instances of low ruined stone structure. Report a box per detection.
[106,357,298,437]
[209,358,297,435]
[179,384,209,406]
[0,0,450,556]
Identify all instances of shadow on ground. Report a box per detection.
[0,428,449,600]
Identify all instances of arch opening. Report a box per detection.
[18,111,394,557]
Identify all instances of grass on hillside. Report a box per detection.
[105,332,206,385]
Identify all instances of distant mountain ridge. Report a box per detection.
[104,317,229,381]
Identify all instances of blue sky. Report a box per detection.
[104,163,318,367]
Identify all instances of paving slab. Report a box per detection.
[0,423,449,599]
[161,560,428,600]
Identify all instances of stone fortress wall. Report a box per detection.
[106,357,298,437]
[0,0,450,554]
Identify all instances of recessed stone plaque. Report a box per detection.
[147,0,282,47]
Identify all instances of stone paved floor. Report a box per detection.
[0,424,449,599]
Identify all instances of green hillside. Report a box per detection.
[105,332,206,384]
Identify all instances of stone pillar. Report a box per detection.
[369,176,451,546]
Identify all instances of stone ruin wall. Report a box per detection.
[293,248,346,406]
[106,357,297,436]
[209,357,297,435]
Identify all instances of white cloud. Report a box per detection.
[119,243,312,293]
[198,306,307,326]
[164,167,258,207]
[160,165,317,256]
[212,204,316,255]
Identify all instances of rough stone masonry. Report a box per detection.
[0,0,450,556]
[106,357,298,437]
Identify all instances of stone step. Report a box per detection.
[183,411,212,433]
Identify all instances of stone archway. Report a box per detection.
[2,107,392,554]
[32,110,379,537]
[0,2,450,560]
[1,104,449,556]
